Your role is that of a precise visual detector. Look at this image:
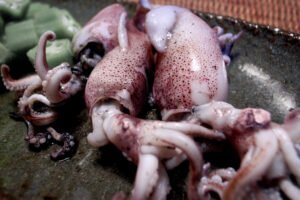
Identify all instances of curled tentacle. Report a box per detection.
[88,101,203,199]
[1,64,41,94]
[79,48,102,70]
[223,129,278,200]
[24,120,52,149]
[47,127,77,161]
[42,63,82,104]
[35,31,56,80]
[22,123,76,161]
[199,175,228,199]
[217,30,243,56]
[217,30,242,67]
[18,94,51,113]
[18,94,58,126]
[199,163,236,199]
[191,101,285,199]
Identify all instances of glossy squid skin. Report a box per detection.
[145,6,229,120]
[84,12,205,199]
[72,4,125,57]
[85,23,152,117]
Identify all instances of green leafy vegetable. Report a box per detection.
[25,2,50,19]
[0,41,14,63]
[3,19,38,53]
[0,0,31,19]
[34,7,81,39]
[27,39,73,68]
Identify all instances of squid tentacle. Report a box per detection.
[215,29,242,66]
[198,166,236,199]
[223,129,278,200]
[35,31,56,80]
[155,120,226,140]
[42,63,82,104]
[218,31,242,56]
[131,153,159,200]
[150,164,170,200]
[150,128,203,200]
[24,120,52,148]
[35,31,82,104]
[273,127,300,183]
[198,176,228,199]
[47,127,77,161]
[1,64,41,93]
[279,178,300,200]
[18,94,58,126]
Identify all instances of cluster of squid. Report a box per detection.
[2,0,300,199]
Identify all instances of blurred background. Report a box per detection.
[127,0,300,34]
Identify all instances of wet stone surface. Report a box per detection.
[0,0,300,199]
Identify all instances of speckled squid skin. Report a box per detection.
[85,23,153,116]
[150,8,228,119]
[72,4,125,56]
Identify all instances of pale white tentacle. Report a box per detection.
[87,103,121,148]
[140,145,179,159]
[273,127,300,182]
[151,128,203,200]
[165,153,187,169]
[131,153,159,200]
[150,164,170,200]
[18,93,51,114]
[156,121,225,140]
